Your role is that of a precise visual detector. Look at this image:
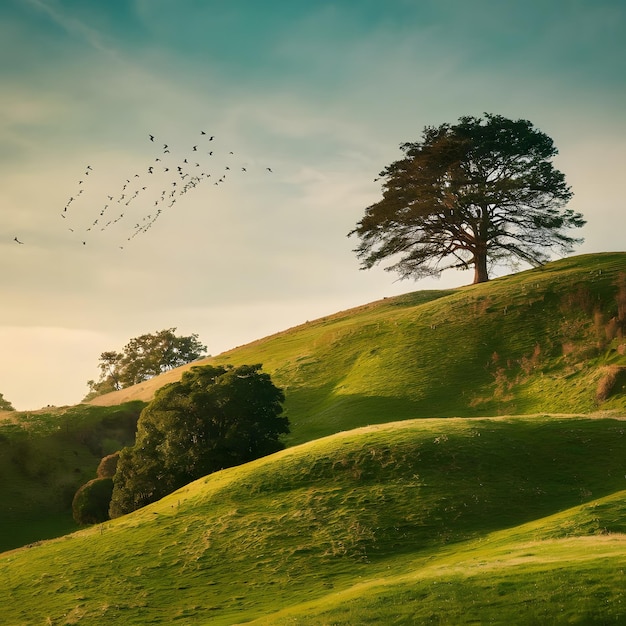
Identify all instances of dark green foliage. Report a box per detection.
[85,328,207,399]
[0,392,15,411]
[109,364,288,517]
[350,113,585,284]
[0,401,144,551]
[72,478,114,525]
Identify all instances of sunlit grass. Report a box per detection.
[1,252,626,622]
[89,253,626,442]
[2,414,626,624]
[207,252,626,443]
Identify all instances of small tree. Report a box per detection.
[85,328,207,399]
[109,363,288,517]
[350,113,585,284]
[72,477,114,525]
[0,392,15,411]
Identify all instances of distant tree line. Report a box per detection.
[85,328,207,399]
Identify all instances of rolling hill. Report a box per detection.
[0,402,143,551]
[90,252,626,444]
[1,414,625,624]
[1,251,626,623]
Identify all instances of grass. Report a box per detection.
[0,402,144,552]
[1,414,626,624]
[1,252,626,622]
[90,253,626,445]
[256,533,626,625]
[254,488,626,624]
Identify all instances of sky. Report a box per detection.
[1,0,624,410]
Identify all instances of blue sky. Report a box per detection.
[1,0,624,409]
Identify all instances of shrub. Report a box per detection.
[72,477,114,525]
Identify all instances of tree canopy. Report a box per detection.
[350,113,585,284]
[109,363,288,517]
[85,328,207,399]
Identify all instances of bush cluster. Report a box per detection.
[72,478,114,525]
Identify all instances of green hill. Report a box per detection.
[1,414,625,624]
[2,252,626,553]
[91,253,626,447]
[0,403,144,551]
[1,252,626,621]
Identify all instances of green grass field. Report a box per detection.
[1,252,626,623]
[208,252,626,443]
[1,415,625,624]
[89,253,626,436]
[0,402,143,552]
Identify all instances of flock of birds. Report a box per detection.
[13,131,273,249]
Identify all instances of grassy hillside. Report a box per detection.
[0,402,143,552]
[92,252,626,444]
[2,252,624,552]
[1,414,625,625]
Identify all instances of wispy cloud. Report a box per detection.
[1,0,623,409]
[23,0,120,57]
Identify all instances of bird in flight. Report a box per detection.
[14,237,24,244]
[149,135,155,142]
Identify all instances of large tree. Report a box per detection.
[350,113,585,284]
[109,363,288,516]
[85,328,207,399]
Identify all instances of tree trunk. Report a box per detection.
[473,248,489,284]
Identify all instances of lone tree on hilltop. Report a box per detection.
[350,113,585,284]
[109,363,288,517]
